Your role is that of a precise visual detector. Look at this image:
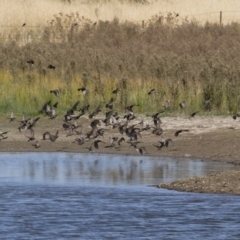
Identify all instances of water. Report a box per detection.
[0,152,239,239]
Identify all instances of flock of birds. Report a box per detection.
[3,84,239,155]
[6,58,238,155]
[0,72,205,155]
[1,101,192,154]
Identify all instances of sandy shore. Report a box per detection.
[1,114,240,195]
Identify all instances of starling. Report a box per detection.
[148,89,155,95]
[174,129,189,137]
[25,129,35,142]
[78,87,87,95]
[27,59,34,65]
[50,89,60,97]
[190,111,199,118]
[48,64,56,70]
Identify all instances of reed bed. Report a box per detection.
[1,10,240,116]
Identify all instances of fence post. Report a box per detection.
[142,20,145,29]
[220,11,222,24]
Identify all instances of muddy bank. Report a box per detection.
[1,115,240,195]
[158,170,240,195]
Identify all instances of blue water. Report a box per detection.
[0,153,239,239]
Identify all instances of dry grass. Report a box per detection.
[1,17,240,115]
[1,0,240,28]
[1,1,240,116]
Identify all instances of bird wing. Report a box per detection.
[174,130,182,137]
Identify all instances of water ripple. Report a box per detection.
[0,153,239,239]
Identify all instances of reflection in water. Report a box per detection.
[0,152,236,186]
[1,153,240,239]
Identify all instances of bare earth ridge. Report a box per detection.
[1,115,240,195]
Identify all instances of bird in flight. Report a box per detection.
[43,130,59,142]
[174,129,189,137]
[118,137,125,146]
[27,60,34,65]
[190,111,199,118]
[48,64,56,70]
[50,89,60,97]
[0,131,8,140]
[32,140,40,148]
[78,87,87,95]
[9,111,15,122]
[132,145,148,155]
[163,138,174,147]
[112,88,121,94]
[25,129,35,142]
[179,102,185,110]
[148,89,155,95]
[86,140,105,151]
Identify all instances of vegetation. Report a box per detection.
[1,11,240,116]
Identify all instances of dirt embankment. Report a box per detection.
[159,170,240,195]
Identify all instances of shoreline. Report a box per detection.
[158,169,240,195]
[1,115,240,195]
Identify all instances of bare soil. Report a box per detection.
[1,115,240,195]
